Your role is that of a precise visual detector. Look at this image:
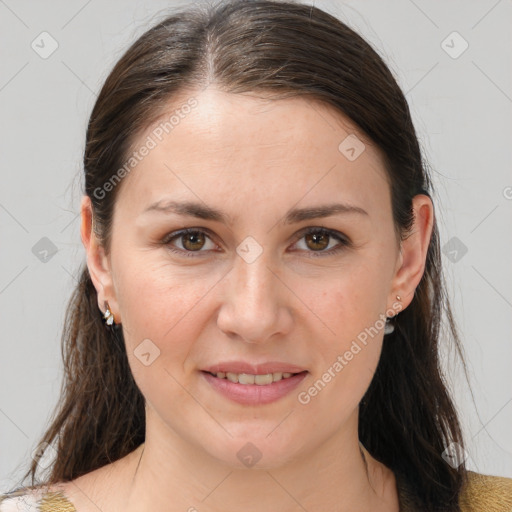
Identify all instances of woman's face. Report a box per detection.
[84,87,427,469]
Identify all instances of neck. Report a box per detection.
[119,408,398,512]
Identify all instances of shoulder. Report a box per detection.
[459,470,512,512]
[0,486,77,512]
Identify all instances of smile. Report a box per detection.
[200,370,308,405]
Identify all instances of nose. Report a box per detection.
[216,251,293,344]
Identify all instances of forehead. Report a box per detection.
[115,87,389,220]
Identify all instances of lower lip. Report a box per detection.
[200,371,308,405]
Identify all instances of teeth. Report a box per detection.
[215,371,298,385]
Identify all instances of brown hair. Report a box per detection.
[19,0,469,509]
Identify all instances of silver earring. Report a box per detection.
[384,295,401,335]
[103,300,115,326]
[384,319,394,335]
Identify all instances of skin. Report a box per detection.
[54,87,433,512]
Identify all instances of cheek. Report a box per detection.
[307,261,387,337]
[114,250,214,335]
[113,254,219,388]
[302,270,386,410]
[117,267,214,412]
[306,321,383,421]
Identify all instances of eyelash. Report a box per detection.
[161,226,351,258]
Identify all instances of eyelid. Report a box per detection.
[161,227,219,256]
[294,226,350,243]
[290,226,351,257]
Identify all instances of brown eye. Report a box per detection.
[293,227,350,257]
[163,228,217,257]
[181,231,206,251]
[304,232,330,251]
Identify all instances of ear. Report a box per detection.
[388,194,434,313]
[80,195,120,323]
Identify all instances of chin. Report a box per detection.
[203,432,307,471]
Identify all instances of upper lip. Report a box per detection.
[202,361,308,375]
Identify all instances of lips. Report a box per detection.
[201,367,309,405]
[201,361,308,375]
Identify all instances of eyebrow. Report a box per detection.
[141,199,369,224]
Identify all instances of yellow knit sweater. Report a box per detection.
[1,471,512,511]
[397,471,512,511]
[459,472,512,511]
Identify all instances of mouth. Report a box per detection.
[202,370,307,385]
[200,370,309,405]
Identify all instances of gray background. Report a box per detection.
[1,0,511,490]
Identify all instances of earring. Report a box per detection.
[384,295,401,335]
[384,318,394,335]
[103,300,115,326]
